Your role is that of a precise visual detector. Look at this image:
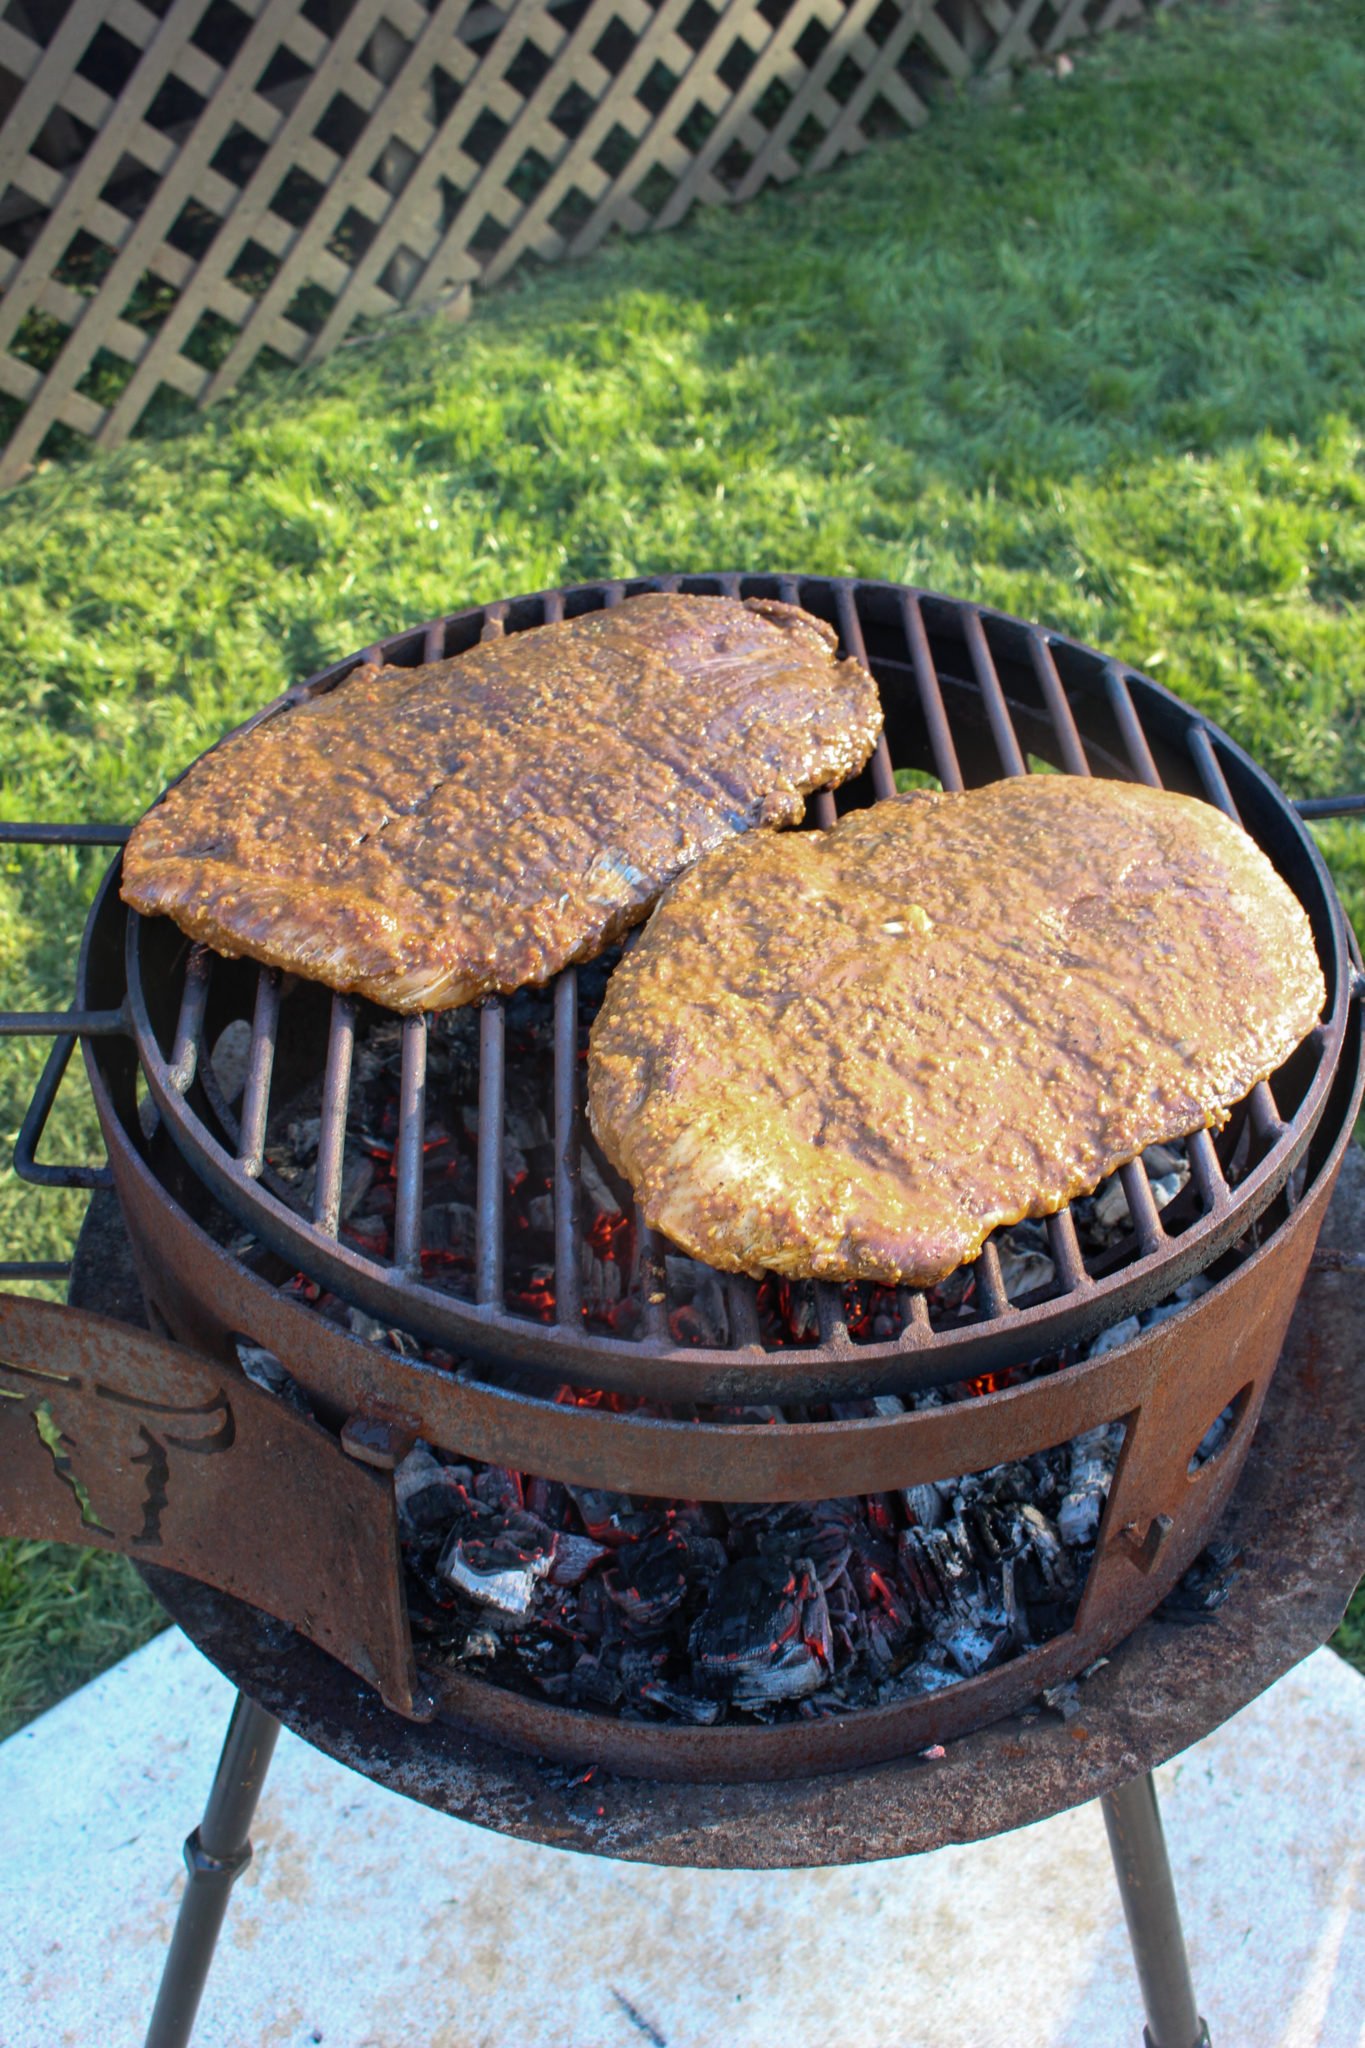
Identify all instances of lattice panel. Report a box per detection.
[0,0,1155,486]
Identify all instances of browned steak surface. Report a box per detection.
[588,777,1326,1287]
[120,594,881,1011]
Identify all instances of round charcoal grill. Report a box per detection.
[118,573,1352,1403]
[46,570,1361,1782]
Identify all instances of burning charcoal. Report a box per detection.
[1016,1503,1074,1588]
[423,1202,477,1258]
[900,1481,948,1529]
[1142,1141,1187,1179]
[566,1486,660,1546]
[665,1255,730,1348]
[1189,1400,1237,1471]
[1140,1273,1214,1330]
[570,1654,624,1709]
[996,1232,1056,1301]
[1158,1540,1243,1616]
[604,1531,691,1629]
[733,1639,825,1705]
[939,1619,1009,1678]
[1092,1176,1130,1232]
[892,1658,959,1697]
[393,1443,474,1539]
[474,1466,523,1511]
[234,1339,312,1415]
[527,1193,555,1233]
[800,1578,834,1671]
[1148,1170,1185,1211]
[438,1528,555,1615]
[690,1556,803,1682]
[1087,1314,1141,1358]
[547,1532,612,1586]
[638,1680,722,1724]
[1057,1423,1122,1546]
[462,1628,498,1660]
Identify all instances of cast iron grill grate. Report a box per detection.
[118,574,1350,1405]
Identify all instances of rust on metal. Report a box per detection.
[0,1292,421,1719]
[137,1136,1365,1862]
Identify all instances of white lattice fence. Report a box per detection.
[0,0,1150,487]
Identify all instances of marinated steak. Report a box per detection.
[120,594,881,1011]
[588,776,1326,1287]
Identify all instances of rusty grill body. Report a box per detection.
[3,573,1362,1787]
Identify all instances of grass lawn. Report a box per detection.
[1,0,1363,1734]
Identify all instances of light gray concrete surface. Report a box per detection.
[0,1629,1361,2048]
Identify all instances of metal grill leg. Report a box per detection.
[144,1691,281,2048]
[1101,1771,1212,2048]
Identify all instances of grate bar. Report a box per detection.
[0,823,130,846]
[542,587,566,624]
[835,584,897,799]
[391,1015,428,1278]
[1249,1078,1286,1145]
[1046,1207,1092,1293]
[167,946,212,1094]
[727,1275,763,1349]
[423,619,446,664]
[1187,1127,1230,1211]
[1186,725,1241,822]
[816,1281,848,1345]
[964,611,1027,779]
[475,1000,506,1308]
[1119,1161,1167,1257]
[1028,634,1091,778]
[553,969,582,1328]
[311,996,355,1238]
[1104,666,1162,788]
[901,593,964,791]
[636,1215,668,1340]
[898,1288,932,1342]
[973,1239,1013,1318]
[235,968,280,1177]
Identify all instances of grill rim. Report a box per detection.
[113,573,1352,1404]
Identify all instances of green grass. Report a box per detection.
[2,0,1364,1726]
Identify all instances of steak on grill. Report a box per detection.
[587,776,1326,1287]
[120,595,881,1012]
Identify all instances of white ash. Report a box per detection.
[438,1534,555,1616]
[1057,1422,1124,1546]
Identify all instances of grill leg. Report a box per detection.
[144,1691,281,2048]
[1101,1771,1212,2048]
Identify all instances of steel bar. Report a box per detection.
[167,947,212,1095]
[1186,1129,1229,1211]
[1046,1207,1091,1293]
[14,1035,113,1189]
[476,999,506,1307]
[554,968,583,1328]
[636,1215,668,1341]
[1186,726,1239,821]
[1028,634,1091,778]
[0,1007,126,1037]
[1100,1772,1210,2048]
[1104,665,1162,787]
[0,822,130,845]
[964,610,1027,777]
[0,1258,70,1279]
[901,592,964,790]
[235,969,280,1177]
[1295,793,1365,820]
[973,1239,1012,1318]
[312,996,356,1239]
[1120,1161,1167,1257]
[143,1692,282,2048]
[391,1014,427,1277]
[835,583,898,798]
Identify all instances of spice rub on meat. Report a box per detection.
[120,593,882,1012]
[588,776,1326,1288]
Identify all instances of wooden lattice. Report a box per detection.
[0,0,1150,487]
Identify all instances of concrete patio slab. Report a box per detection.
[0,1628,1360,2048]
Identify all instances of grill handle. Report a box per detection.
[1294,794,1365,820]
[0,823,130,1273]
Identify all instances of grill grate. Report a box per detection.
[123,575,1350,1404]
